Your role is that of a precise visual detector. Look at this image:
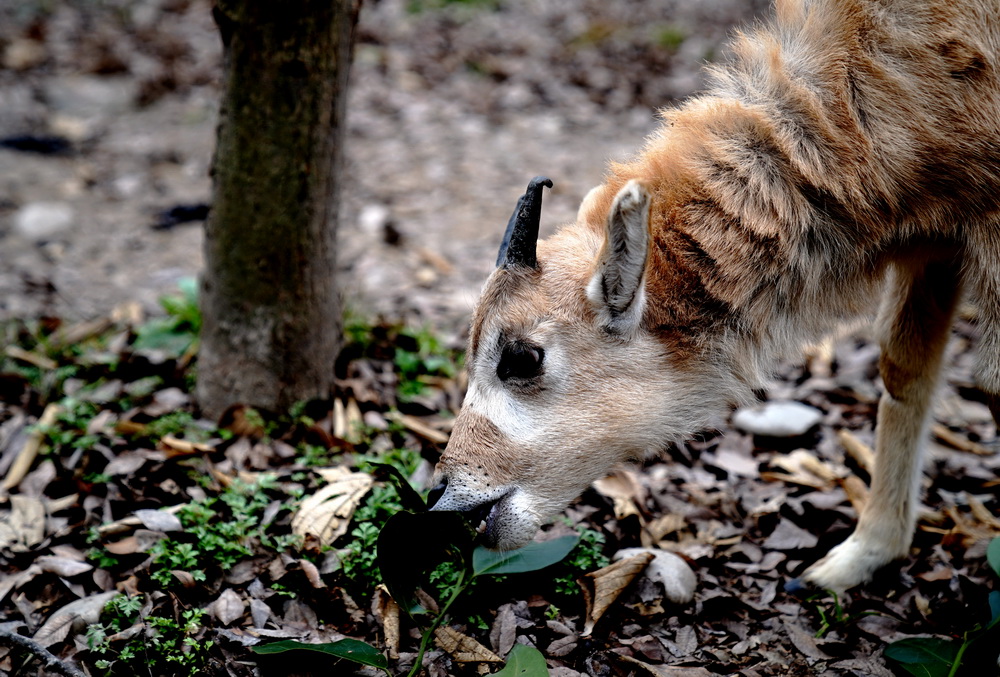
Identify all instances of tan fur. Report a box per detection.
[433,0,1000,591]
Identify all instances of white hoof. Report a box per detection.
[799,534,908,592]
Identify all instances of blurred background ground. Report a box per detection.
[0,0,770,337]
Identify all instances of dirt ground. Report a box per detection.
[0,0,769,338]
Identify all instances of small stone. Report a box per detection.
[614,547,697,604]
[731,401,823,437]
[3,39,46,71]
[13,202,74,240]
[359,203,390,236]
[415,266,437,287]
[363,410,388,430]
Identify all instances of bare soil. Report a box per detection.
[0,0,769,336]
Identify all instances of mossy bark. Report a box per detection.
[197,0,358,419]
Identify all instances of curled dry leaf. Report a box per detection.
[372,585,400,659]
[291,467,373,546]
[345,399,364,444]
[579,551,654,636]
[158,435,213,457]
[642,514,687,548]
[434,626,503,663]
[385,411,450,445]
[839,475,869,513]
[2,403,61,491]
[103,536,140,556]
[837,429,875,474]
[931,423,993,455]
[298,558,326,589]
[168,570,199,588]
[592,468,645,520]
[761,449,841,489]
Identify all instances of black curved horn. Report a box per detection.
[496,176,553,269]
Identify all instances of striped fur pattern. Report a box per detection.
[432,0,1000,591]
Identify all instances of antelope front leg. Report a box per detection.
[799,258,963,592]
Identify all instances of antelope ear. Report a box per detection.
[586,180,650,335]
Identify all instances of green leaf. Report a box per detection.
[252,638,390,675]
[377,510,475,618]
[987,590,1000,631]
[493,645,549,676]
[884,637,960,677]
[988,537,1000,578]
[473,535,579,577]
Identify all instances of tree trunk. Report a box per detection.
[197,0,358,419]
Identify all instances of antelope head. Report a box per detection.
[430,176,736,549]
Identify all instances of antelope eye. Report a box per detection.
[497,342,544,381]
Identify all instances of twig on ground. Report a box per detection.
[0,622,88,677]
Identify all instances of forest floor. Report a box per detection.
[1,1,999,676]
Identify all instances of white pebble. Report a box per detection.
[732,401,823,437]
[614,547,697,604]
[13,202,74,240]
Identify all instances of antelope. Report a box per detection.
[430,0,1000,592]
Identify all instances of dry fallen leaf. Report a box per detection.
[593,468,645,520]
[298,558,326,589]
[641,514,687,548]
[2,403,61,491]
[250,598,271,629]
[36,556,93,578]
[839,475,869,513]
[762,449,842,489]
[159,435,213,456]
[385,411,450,445]
[434,626,502,663]
[345,398,364,444]
[103,536,140,556]
[931,423,993,456]
[838,429,875,473]
[212,588,246,626]
[0,495,47,552]
[373,585,400,659]
[4,345,58,370]
[579,551,654,636]
[33,590,118,647]
[133,508,183,532]
[618,656,714,677]
[291,466,373,546]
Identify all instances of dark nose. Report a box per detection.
[426,478,447,509]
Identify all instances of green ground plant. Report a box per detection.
[132,277,201,357]
[552,517,611,597]
[86,595,213,677]
[254,500,574,677]
[342,314,463,401]
[805,589,886,639]
[885,537,1000,677]
[109,476,297,587]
